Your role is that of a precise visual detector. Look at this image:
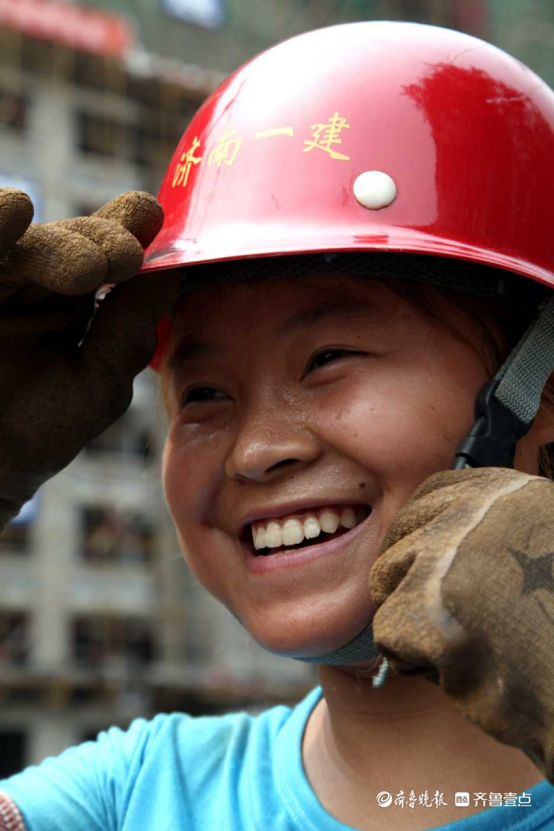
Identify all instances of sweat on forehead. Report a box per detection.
[165,255,542,364]
[169,288,394,372]
[168,262,531,373]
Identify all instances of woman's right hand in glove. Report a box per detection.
[0,188,180,526]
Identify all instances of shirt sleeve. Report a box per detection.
[0,717,154,831]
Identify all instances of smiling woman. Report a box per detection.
[3,19,554,831]
[153,261,554,827]
[160,270,535,660]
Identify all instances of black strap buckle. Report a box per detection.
[453,380,531,470]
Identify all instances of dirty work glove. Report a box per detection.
[370,467,554,782]
[0,188,180,527]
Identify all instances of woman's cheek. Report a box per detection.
[317,370,473,478]
[163,445,229,597]
[181,528,230,602]
[163,431,216,527]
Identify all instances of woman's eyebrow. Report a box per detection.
[168,340,222,371]
[169,302,381,369]
[274,301,380,338]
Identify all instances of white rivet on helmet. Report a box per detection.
[353,171,397,210]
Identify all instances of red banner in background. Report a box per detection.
[0,0,134,58]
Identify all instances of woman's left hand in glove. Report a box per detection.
[369,467,554,781]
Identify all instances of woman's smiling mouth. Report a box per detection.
[238,502,373,576]
[250,505,371,554]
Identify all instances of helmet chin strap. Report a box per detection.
[289,621,390,689]
[290,293,554,679]
[292,621,381,665]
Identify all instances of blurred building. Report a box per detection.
[0,0,224,218]
[1,0,553,777]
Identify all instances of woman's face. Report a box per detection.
[162,275,499,658]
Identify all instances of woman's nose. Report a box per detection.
[224,416,321,483]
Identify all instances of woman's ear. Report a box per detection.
[534,387,554,446]
[515,395,554,476]
[514,402,554,476]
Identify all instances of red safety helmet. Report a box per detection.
[144,21,554,370]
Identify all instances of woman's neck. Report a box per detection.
[301,664,542,831]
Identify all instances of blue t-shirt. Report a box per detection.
[1,686,554,830]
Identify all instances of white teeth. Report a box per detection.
[319,509,340,534]
[253,527,266,550]
[283,519,303,546]
[250,505,368,551]
[265,521,283,548]
[340,508,357,529]
[303,516,321,539]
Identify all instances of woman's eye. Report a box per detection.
[307,349,353,372]
[182,387,227,407]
